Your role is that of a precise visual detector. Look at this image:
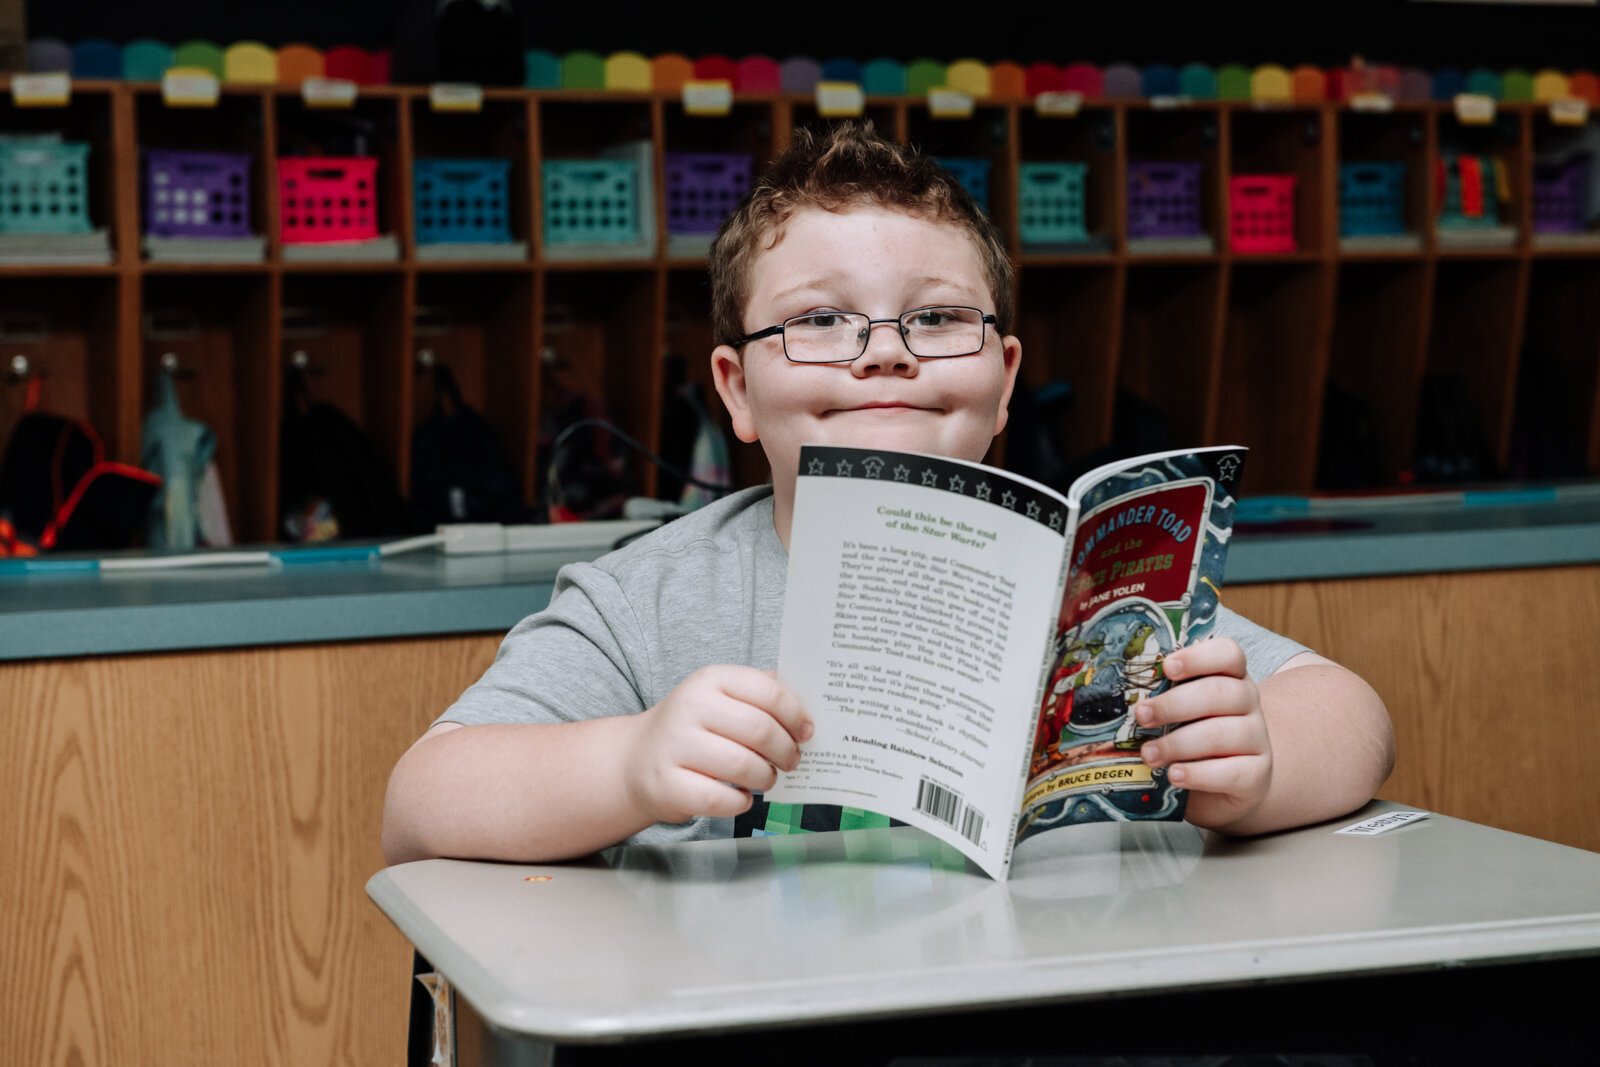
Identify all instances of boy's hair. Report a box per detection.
[710,121,1015,347]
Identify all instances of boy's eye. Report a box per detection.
[906,307,962,329]
[792,312,854,330]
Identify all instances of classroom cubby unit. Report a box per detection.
[3,80,1600,544]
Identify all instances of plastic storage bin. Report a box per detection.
[541,158,641,246]
[1018,161,1088,245]
[935,156,992,212]
[413,158,512,244]
[1127,162,1204,238]
[278,157,380,243]
[1338,161,1407,237]
[0,140,92,235]
[144,149,252,238]
[1532,158,1588,234]
[1438,154,1501,230]
[664,152,751,235]
[1229,174,1297,253]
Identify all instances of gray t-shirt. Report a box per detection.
[439,485,1309,842]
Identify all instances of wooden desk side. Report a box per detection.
[1227,562,1600,854]
[0,634,499,1067]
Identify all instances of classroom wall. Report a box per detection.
[23,0,1600,70]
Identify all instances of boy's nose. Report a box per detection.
[850,320,919,377]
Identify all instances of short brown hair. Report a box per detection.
[709,121,1015,347]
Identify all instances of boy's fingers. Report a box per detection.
[1141,715,1265,767]
[671,768,756,819]
[1163,638,1247,682]
[1137,676,1255,726]
[714,666,814,742]
[703,700,803,771]
[1163,754,1268,798]
[683,732,782,793]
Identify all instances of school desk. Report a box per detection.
[366,800,1600,1065]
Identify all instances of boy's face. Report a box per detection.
[712,204,1021,523]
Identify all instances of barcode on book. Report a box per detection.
[916,777,985,846]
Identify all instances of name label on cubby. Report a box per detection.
[928,89,974,119]
[162,70,220,108]
[430,83,484,112]
[1151,95,1195,110]
[815,81,864,118]
[1453,93,1496,125]
[1549,97,1590,127]
[682,80,733,116]
[1035,91,1084,117]
[302,77,359,109]
[10,73,71,107]
[1348,93,1394,113]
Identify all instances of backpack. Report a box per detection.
[409,363,528,527]
[278,369,410,541]
[0,411,161,553]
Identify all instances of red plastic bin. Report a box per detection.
[1229,174,1297,253]
[278,157,380,243]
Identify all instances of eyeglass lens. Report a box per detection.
[784,306,987,362]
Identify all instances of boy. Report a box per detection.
[382,124,1393,865]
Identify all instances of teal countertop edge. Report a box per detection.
[3,492,1598,662]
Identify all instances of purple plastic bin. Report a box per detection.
[145,149,252,238]
[1127,161,1204,238]
[1533,158,1589,234]
[665,152,752,235]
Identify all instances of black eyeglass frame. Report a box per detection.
[729,306,999,365]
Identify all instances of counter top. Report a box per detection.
[4,487,1598,661]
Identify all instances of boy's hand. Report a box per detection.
[1134,637,1273,832]
[622,665,814,826]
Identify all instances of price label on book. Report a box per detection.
[1548,96,1589,127]
[10,73,71,107]
[1034,91,1084,117]
[928,88,974,119]
[1349,92,1395,112]
[682,80,733,116]
[302,77,359,109]
[815,81,864,118]
[1453,93,1496,125]
[162,70,220,108]
[429,83,484,113]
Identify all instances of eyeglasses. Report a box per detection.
[731,305,998,364]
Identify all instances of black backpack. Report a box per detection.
[0,411,161,552]
[409,363,528,528]
[279,370,410,541]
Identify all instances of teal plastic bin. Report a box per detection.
[0,140,92,235]
[1019,162,1088,244]
[541,159,641,245]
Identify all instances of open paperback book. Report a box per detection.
[770,443,1247,879]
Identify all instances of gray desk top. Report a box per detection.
[366,801,1600,1043]
[4,488,1599,661]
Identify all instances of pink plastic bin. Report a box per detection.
[1229,174,1297,253]
[278,157,379,243]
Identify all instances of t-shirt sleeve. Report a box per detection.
[434,561,652,728]
[1214,603,1312,681]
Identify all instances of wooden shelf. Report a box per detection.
[2,89,1597,542]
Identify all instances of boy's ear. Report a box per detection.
[711,344,761,444]
[993,334,1023,437]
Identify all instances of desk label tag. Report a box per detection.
[1349,92,1395,113]
[162,70,221,108]
[430,82,484,112]
[682,80,733,116]
[11,73,71,107]
[928,89,975,118]
[1335,810,1431,836]
[302,77,359,109]
[1549,97,1589,127]
[815,81,865,118]
[1453,93,1496,125]
[1035,91,1084,117]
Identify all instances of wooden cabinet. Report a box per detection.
[4,83,1599,544]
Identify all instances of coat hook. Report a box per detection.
[7,354,30,380]
[416,347,437,370]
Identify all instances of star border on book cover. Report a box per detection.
[799,446,1063,533]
